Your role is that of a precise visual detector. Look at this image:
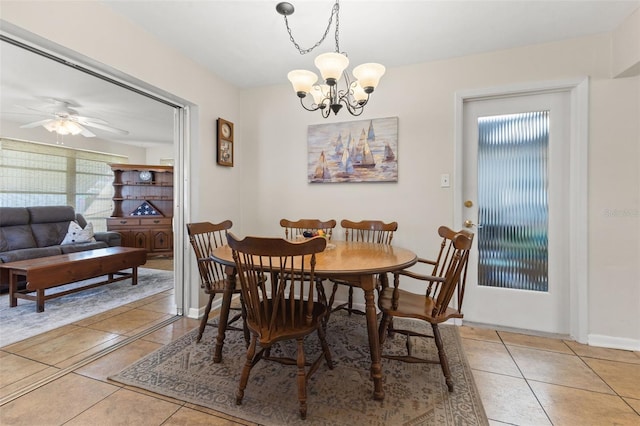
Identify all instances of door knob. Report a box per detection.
[464,220,483,229]
[464,200,473,208]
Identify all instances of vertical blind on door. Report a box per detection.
[477,111,549,292]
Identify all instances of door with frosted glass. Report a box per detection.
[462,92,571,334]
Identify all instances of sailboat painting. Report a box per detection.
[307,117,398,183]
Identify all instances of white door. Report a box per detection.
[461,91,571,334]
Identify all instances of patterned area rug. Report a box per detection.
[110,311,488,425]
[0,268,174,348]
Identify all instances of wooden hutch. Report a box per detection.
[107,164,173,256]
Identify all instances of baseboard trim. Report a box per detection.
[588,334,640,351]
[187,295,234,319]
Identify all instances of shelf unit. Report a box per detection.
[107,164,173,256]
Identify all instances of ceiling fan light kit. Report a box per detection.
[18,99,129,139]
[43,119,83,136]
[277,0,385,118]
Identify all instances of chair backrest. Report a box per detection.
[186,220,232,290]
[227,233,327,340]
[340,219,398,244]
[279,218,337,240]
[432,231,474,318]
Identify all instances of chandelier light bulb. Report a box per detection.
[314,52,349,85]
[287,70,318,97]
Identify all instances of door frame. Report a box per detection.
[0,28,193,318]
[453,78,589,343]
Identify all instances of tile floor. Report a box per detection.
[1,287,639,425]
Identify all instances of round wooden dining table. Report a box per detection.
[211,240,417,401]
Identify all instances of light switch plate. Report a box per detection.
[440,174,450,188]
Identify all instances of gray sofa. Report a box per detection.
[0,206,121,292]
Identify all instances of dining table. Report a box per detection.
[210,239,417,401]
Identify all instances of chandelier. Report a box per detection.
[276,0,385,118]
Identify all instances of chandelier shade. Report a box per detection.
[352,63,386,92]
[314,52,349,84]
[277,0,384,118]
[287,70,318,96]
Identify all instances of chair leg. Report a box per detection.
[240,296,250,348]
[315,279,327,306]
[347,286,354,315]
[316,280,329,328]
[317,323,334,369]
[432,323,454,392]
[196,293,215,343]
[378,312,391,347]
[295,338,308,419]
[236,335,257,405]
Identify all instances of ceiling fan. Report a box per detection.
[18,98,129,138]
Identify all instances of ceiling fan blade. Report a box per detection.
[80,121,129,135]
[72,115,110,125]
[17,104,77,116]
[77,124,96,138]
[15,98,128,137]
[20,119,54,129]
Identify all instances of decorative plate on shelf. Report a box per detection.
[139,170,153,182]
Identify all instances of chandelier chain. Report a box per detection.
[283,0,340,55]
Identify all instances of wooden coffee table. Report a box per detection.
[0,247,147,312]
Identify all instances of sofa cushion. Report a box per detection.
[61,222,96,245]
[0,207,30,226]
[0,246,62,263]
[0,225,37,252]
[28,206,76,223]
[30,222,70,247]
[27,206,77,247]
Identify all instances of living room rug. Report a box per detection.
[110,311,488,425]
[0,267,174,348]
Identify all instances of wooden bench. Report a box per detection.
[0,247,147,312]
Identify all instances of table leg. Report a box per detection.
[213,265,237,363]
[362,275,384,400]
[9,272,19,307]
[37,289,44,312]
[131,267,138,285]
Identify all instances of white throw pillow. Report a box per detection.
[61,221,96,245]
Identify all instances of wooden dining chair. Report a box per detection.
[279,218,337,240]
[227,233,333,420]
[380,225,461,337]
[327,219,398,319]
[279,218,337,306]
[186,221,248,362]
[377,229,474,392]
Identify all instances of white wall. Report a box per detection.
[2,2,638,348]
[240,34,640,349]
[612,7,640,77]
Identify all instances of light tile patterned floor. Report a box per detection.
[1,288,638,425]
